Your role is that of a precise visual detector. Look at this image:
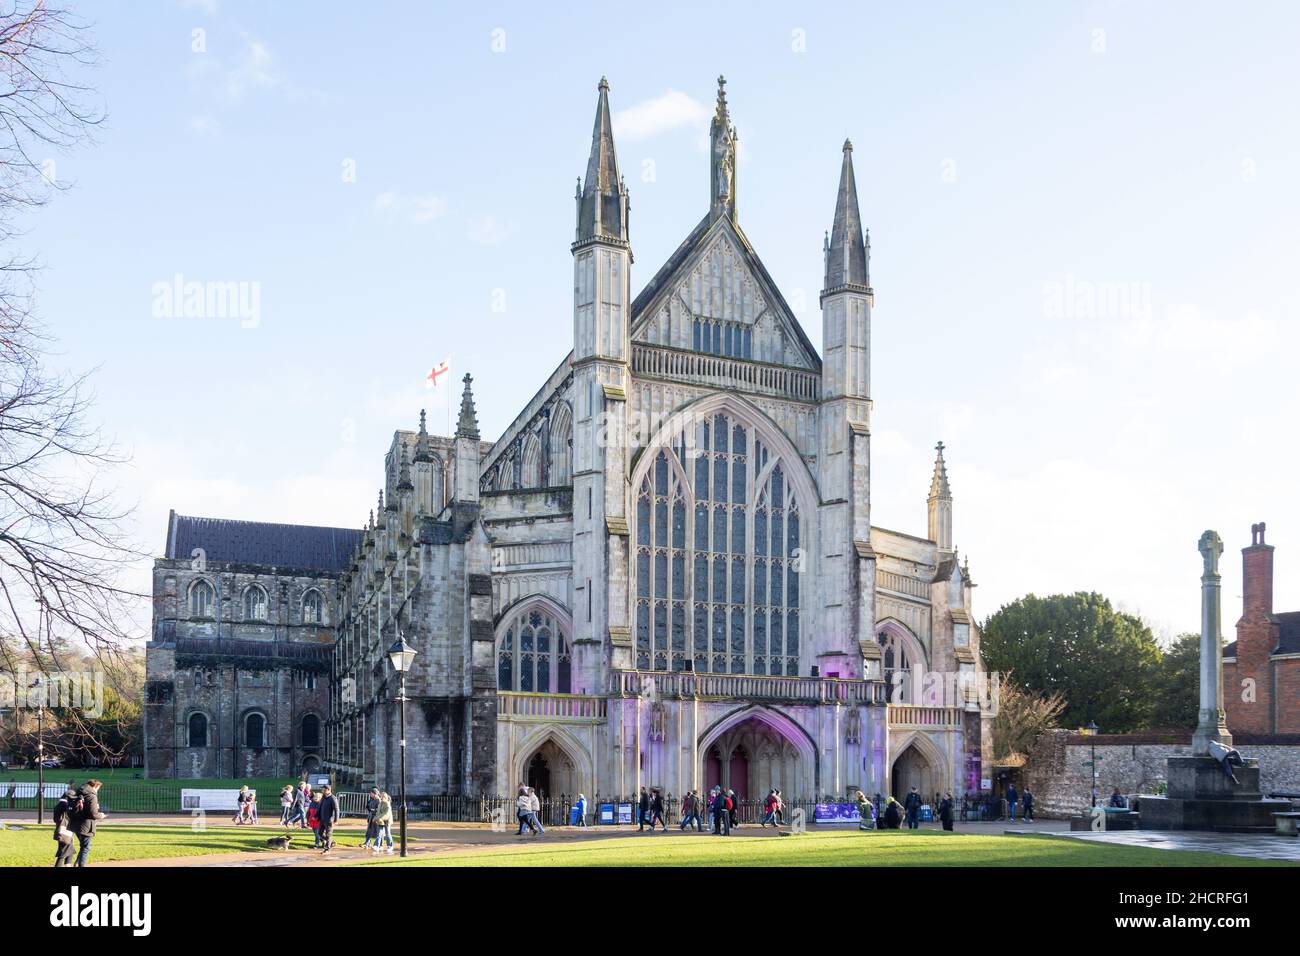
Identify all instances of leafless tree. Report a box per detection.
[992,676,1068,762]
[0,4,138,763]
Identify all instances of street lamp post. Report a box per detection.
[387,635,417,858]
[30,675,45,825]
[1085,720,1100,808]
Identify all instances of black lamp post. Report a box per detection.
[1085,720,1100,808]
[387,635,417,858]
[30,674,45,825]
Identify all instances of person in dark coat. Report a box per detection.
[883,796,902,829]
[318,785,339,853]
[362,787,380,847]
[1006,782,1019,821]
[903,786,922,829]
[51,786,79,867]
[938,792,955,831]
[1022,787,1035,822]
[647,789,666,831]
[72,780,106,867]
[637,787,650,832]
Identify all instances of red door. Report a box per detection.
[728,746,749,803]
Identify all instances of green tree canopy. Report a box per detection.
[981,592,1162,732]
[1149,632,1200,730]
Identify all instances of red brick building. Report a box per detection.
[1224,522,1300,734]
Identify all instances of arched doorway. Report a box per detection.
[891,744,935,801]
[520,738,578,800]
[699,711,815,800]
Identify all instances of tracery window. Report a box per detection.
[634,412,802,675]
[302,589,323,624]
[496,605,572,693]
[189,579,214,618]
[243,585,268,622]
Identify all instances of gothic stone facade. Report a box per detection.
[144,513,359,779]
[324,77,995,804]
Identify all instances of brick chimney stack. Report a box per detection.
[1242,521,1274,622]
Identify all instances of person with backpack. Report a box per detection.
[51,785,79,867]
[318,785,339,854]
[71,779,105,867]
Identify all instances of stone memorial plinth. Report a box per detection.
[1139,530,1291,832]
[1140,756,1290,832]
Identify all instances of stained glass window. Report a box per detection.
[633,414,802,675]
[497,606,573,693]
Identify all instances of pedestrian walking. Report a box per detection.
[574,793,588,827]
[361,787,380,848]
[279,785,294,827]
[71,779,106,867]
[1022,787,1035,823]
[904,786,922,829]
[318,785,339,853]
[372,791,394,854]
[761,789,778,827]
[727,788,739,830]
[51,785,79,867]
[637,787,650,831]
[680,789,703,831]
[286,782,307,828]
[307,791,323,846]
[1006,783,1019,822]
[516,787,535,835]
[527,786,545,834]
[938,792,955,831]
[647,788,666,831]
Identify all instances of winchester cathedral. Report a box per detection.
[145,78,994,804]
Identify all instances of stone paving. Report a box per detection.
[1014,827,1300,863]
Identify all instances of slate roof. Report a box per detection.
[1223,611,1300,659]
[165,511,362,573]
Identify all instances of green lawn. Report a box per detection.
[361,829,1292,868]
[0,823,311,866]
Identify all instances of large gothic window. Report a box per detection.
[496,605,573,693]
[243,585,268,622]
[189,580,214,618]
[878,627,917,703]
[188,712,208,748]
[634,412,802,676]
[302,589,323,624]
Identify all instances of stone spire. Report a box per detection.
[824,138,869,291]
[710,75,738,222]
[397,440,414,492]
[413,408,432,463]
[929,441,952,499]
[456,373,480,440]
[575,76,628,244]
[375,490,387,528]
[928,442,953,552]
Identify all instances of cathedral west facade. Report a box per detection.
[147,77,994,805]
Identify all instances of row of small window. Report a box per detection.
[693,318,753,359]
[188,580,325,623]
[186,712,320,750]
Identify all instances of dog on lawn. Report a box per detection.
[265,834,293,850]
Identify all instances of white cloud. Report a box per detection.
[223,38,276,100]
[467,215,519,245]
[373,191,449,225]
[613,90,711,141]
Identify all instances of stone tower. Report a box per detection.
[818,139,875,677]
[571,77,633,693]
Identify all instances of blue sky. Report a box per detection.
[28,0,1300,638]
